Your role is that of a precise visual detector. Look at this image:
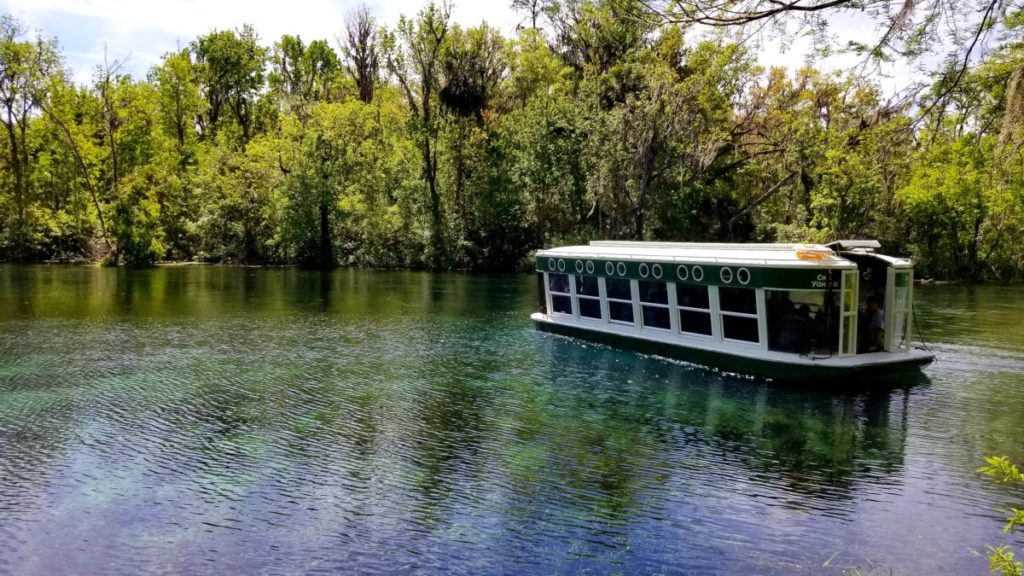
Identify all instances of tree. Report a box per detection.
[439,23,507,248]
[94,56,168,265]
[1,6,1023,279]
[0,16,60,259]
[149,48,205,259]
[441,24,505,120]
[546,0,655,75]
[192,25,268,143]
[642,0,1010,122]
[270,35,342,122]
[503,28,569,107]
[383,2,451,265]
[195,134,285,263]
[500,88,588,244]
[511,0,546,30]
[38,72,114,256]
[899,136,996,279]
[343,6,380,105]
[716,66,916,247]
[150,47,203,152]
[279,100,403,268]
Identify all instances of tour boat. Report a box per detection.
[532,240,934,381]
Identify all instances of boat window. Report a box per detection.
[548,273,572,315]
[766,290,824,354]
[548,273,570,293]
[719,287,759,343]
[639,281,668,304]
[606,278,634,324]
[606,277,632,301]
[576,276,602,320]
[677,284,710,309]
[719,287,757,315]
[577,275,599,297]
[722,315,759,343]
[639,281,670,330]
[676,284,712,336]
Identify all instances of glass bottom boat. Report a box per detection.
[532,240,934,382]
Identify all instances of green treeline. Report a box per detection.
[1,3,1023,278]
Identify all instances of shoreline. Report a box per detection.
[0,260,533,275]
[0,260,1010,283]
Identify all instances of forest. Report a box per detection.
[1,0,1023,279]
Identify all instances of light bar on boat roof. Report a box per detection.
[826,239,882,251]
[589,241,809,251]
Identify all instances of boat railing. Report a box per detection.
[589,241,823,251]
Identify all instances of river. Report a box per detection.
[0,265,1021,575]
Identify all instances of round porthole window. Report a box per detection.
[677,265,689,281]
[652,264,663,279]
[575,260,584,273]
[616,262,627,276]
[737,267,751,285]
[586,260,595,274]
[605,261,615,275]
[547,259,556,271]
[692,265,704,282]
[639,263,650,278]
[720,267,734,284]
[557,259,566,272]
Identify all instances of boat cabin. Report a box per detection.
[532,241,931,381]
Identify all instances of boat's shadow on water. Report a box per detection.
[537,329,932,391]
[534,330,918,505]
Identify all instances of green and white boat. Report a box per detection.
[532,240,934,382]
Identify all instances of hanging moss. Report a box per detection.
[999,63,1024,148]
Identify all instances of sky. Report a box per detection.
[1,0,923,95]
[1,0,520,84]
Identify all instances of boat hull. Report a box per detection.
[532,314,933,383]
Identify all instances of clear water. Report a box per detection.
[0,266,1021,575]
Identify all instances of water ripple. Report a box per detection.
[0,267,1020,575]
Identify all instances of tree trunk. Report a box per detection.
[634,138,655,240]
[243,218,257,263]
[318,199,334,269]
[175,90,186,149]
[454,122,466,238]
[968,208,984,280]
[422,80,444,266]
[3,115,25,258]
[425,135,443,264]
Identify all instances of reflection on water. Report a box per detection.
[0,266,1021,575]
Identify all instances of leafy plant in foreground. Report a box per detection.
[979,456,1024,575]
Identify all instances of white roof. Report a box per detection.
[537,241,857,268]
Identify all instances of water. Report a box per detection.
[0,265,1021,575]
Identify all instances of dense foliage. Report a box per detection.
[980,456,1024,575]
[1,2,1024,277]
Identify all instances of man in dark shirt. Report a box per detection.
[863,296,885,352]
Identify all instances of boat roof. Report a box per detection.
[537,241,867,268]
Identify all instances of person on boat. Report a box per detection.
[862,296,885,352]
[776,301,812,353]
[549,273,569,293]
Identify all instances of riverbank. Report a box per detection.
[2,257,539,274]
[1,259,1007,284]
